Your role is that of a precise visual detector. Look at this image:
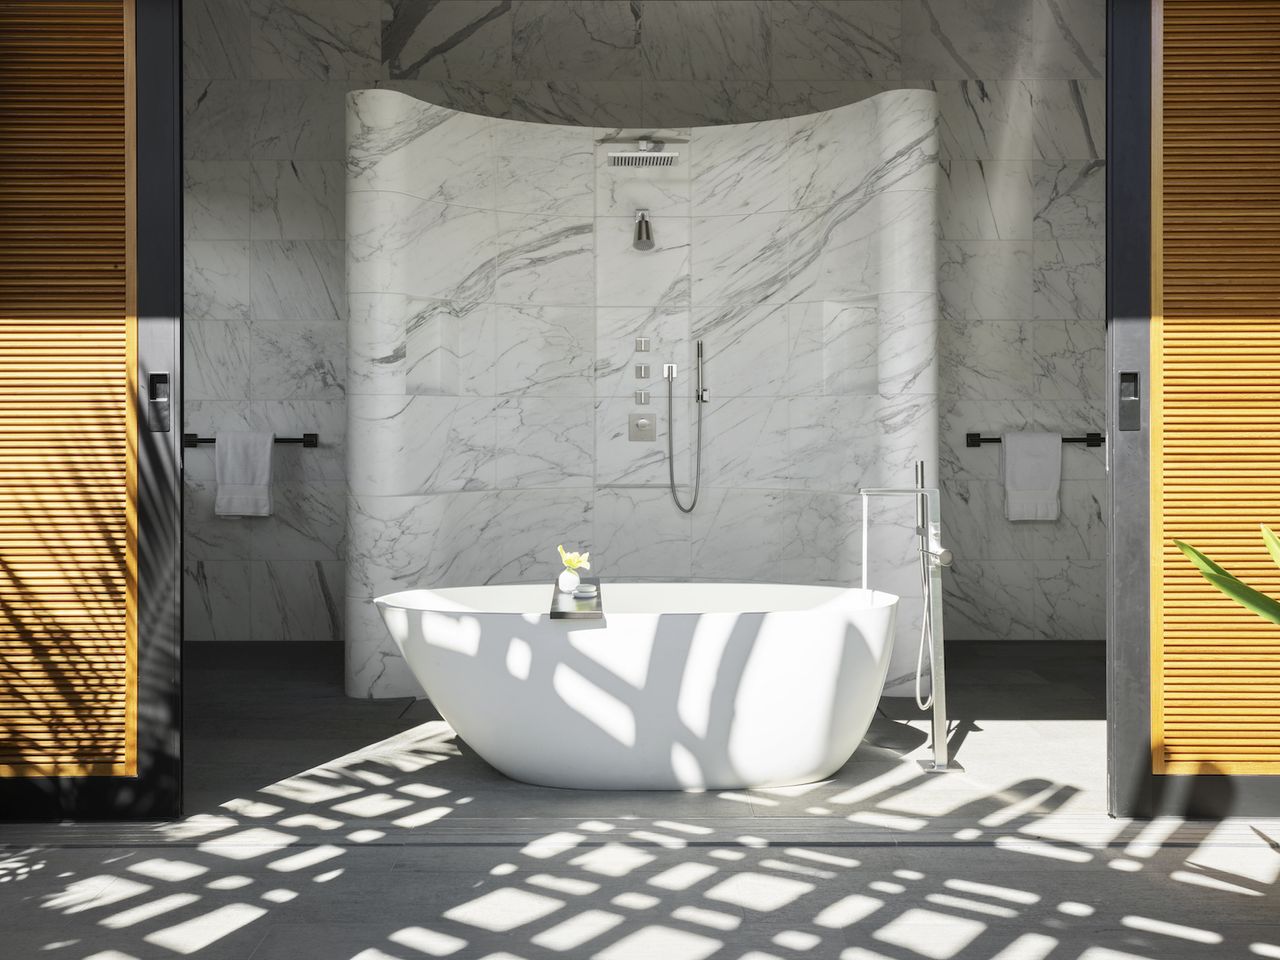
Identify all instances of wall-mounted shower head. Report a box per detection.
[634,210,654,251]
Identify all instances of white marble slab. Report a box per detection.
[250,320,346,400]
[493,304,595,397]
[493,212,595,306]
[595,215,691,309]
[494,398,594,489]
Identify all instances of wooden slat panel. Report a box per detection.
[0,0,136,778]
[1152,0,1280,774]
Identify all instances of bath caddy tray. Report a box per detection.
[550,578,602,620]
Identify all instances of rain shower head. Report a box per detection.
[607,137,679,168]
[608,151,679,168]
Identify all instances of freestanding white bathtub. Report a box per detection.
[375,582,898,790]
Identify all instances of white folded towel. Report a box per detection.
[214,431,275,517]
[1002,431,1061,521]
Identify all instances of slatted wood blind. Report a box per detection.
[1152,0,1280,774]
[0,1,136,776]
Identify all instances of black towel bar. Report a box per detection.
[966,432,1104,448]
[183,433,318,449]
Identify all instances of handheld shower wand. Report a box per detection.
[665,340,708,513]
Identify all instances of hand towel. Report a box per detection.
[1002,431,1061,521]
[214,431,274,517]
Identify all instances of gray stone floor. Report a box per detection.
[2,641,1279,960]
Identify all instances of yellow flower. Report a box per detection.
[557,544,591,572]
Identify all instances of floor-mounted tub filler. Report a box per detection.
[375,583,898,790]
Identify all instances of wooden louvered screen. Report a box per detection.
[0,1,136,776]
[1152,0,1280,774]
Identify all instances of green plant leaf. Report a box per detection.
[1174,539,1234,580]
[1261,524,1280,572]
[1200,571,1280,627]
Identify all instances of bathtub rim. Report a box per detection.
[374,581,899,617]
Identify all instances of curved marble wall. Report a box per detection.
[345,88,939,698]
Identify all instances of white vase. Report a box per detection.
[557,569,580,593]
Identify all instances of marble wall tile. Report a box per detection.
[1031,79,1105,159]
[776,492,861,585]
[496,123,595,217]
[184,560,254,643]
[250,0,382,81]
[493,213,595,306]
[787,395,880,491]
[184,81,251,160]
[250,321,346,400]
[939,159,1032,240]
[902,0,1034,81]
[347,395,497,495]
[595,305,691,398]
[641,0,770,81]
[405,300,496,397]
[691,489,785,581]
[510,80,644,126]
[643,81,774,126]
[347,293,407,396]
[878,291,940,397]
[770,1,902,81]
[1033,559,1105,640]
[940,318,1033,401]
[596,215,691,309]
[184,240,254,320]
[1032,0,1105,80]
[931,79,1033,161]
[512,0,644,80]
[251,560,345,642]
[184,478,257,560]
[383,0,513,80]
[1031,318,1104,402]
[346,494,449,597]
[185,320,253,401]
[789,192,937,303]
[702,398,790,487]
[345,596,423,698]
[347,194,497,302]
[494,398,595,488]
[943,478,1104,562]
[184,0,252,80]
[691,211,789,306]
[348,95,496,207]
[597,139,692,219]
[493,305,595,396]
[938,239,1032,320]
[942,559,1036,640]
[251,160,344,239]
[248,80,347,159]
[691,121,788,217]
[252,480,347,559]
[251,240,345,320]
[185,161,252,240]
[691,303,790,397]
[1033,238,1104,320]
[1032,159,1104,240]
[252,399,348,480]
[593,487,694,579]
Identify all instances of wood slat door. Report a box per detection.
[1152,0,1280,774]
[0,0,137,776]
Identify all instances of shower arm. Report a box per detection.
[858,484,953,772]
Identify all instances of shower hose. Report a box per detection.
[666,375,702,513]
[916,539,936,711]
